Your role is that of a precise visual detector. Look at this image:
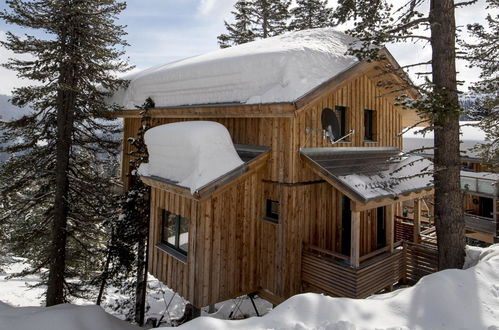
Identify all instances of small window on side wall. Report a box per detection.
[335,106,347,138]
[364,109,376,141]
[264,199,279,223]
[160,210,189,261]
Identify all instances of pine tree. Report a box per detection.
[332,0,480,269]
[0,0,131,305]
[289,0,333,31]
[463,0,498,168]
[252,0,291,38]
[218,1,256,48]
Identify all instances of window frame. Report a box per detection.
[364,109,376,141]
[158,210,189,262]
[263,199,280,224]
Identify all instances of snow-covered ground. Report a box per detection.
[1,245,499,329]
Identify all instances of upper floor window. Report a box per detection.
[335,106,347,138]
[364,109,376,141]
[264,199,280,223]
[161,210,189,260]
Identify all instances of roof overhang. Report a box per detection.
[141,144,270,200]
[300,147,434,211]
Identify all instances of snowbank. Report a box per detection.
[157,244,499,330]
[140,121,244,193]
[403,122,487,158]
[110,28,358,108]
[0,303,139,330]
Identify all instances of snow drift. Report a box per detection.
[139,121,244,193]
[0,303,139,330]
[158,244,499,330]
[110,28,358,109]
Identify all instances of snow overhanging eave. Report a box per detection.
[141,144,271,200]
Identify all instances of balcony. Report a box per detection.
[302,241,438,299]
[461,171,499,197]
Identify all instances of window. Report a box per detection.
[264,199,279,223]
[364,109,376,141]
[160,210,189,260]
[335,106,347,138]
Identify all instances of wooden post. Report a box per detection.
[351,211,361,268]
[414,199,421,243]
[386,204,394,253]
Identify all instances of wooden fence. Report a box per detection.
[302,240,438,298]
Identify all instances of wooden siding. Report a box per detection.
[259,181,391,299]
[149,166,265,307]
[149,187,198,302]
[291,69,404,183]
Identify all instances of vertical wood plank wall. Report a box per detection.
[126,68,408,306]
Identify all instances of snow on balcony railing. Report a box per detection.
[461,171,499,197]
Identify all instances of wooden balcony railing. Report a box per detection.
[302,241,438,299]
[465,213,497,235]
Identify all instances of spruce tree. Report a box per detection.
[0,0,131,305]
[463,0,498,168]
[252,0,291,38]
[332,0,481,269]
[289,0,333,31]
[218,1,256,48]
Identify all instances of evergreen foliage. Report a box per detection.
[252,0,291,38]
[332,0,480,269]
[217,0,291,48]
[289,0,333,30]
[463,0,498,168]
[218,1,256,48]
[0,0,131,305]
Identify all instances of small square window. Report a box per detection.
[265,199,279,223]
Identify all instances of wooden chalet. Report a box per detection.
[115,29,438,309]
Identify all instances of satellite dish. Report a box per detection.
[321,108,341,143]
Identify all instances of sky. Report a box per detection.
[0,0,492,95]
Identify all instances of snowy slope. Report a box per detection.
[110,28,358,109]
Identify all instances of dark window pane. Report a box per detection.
[335,106,347,137]
[166,213,177,246]
[266,199,279,222]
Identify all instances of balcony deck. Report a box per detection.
[302,241,438,298]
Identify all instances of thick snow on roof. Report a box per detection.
[403,122,487,158]
[110,28,358,109]
[139,121,244,193]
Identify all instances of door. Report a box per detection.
[341,196,351,255]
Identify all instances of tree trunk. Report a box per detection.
[430,0,465,269]
[134,236,147,325]
[46,71,77,305]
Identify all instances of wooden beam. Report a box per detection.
[115,103,296,118]
[351,211,361,268]
[386,204,394,253]
[413,199,422,243]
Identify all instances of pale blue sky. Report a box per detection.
[0,0,491,95]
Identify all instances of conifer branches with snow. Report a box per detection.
[289,0,334,30]
[0,0,131,305]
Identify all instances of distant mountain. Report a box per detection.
[0,94,32,121]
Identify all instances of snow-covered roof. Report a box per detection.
[301,147,433,203]
[403,122,487,159]
[110,28,359,109]
[138,121,245,193]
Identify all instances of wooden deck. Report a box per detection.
[465,213,497,235]
[302,241,438,298]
